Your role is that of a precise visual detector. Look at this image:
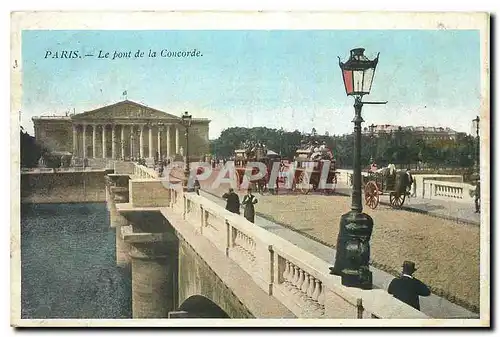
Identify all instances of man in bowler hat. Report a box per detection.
[387,261,431,311]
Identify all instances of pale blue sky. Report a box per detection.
[21,30,480,139]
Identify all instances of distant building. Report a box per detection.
[32,100,210,160]
[362,124,464,141]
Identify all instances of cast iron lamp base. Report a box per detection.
[330,210,374,290]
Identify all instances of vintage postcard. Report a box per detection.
[11,11,490,327]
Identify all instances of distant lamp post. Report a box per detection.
[158,122,164,161]
[181,111,193,191]
[472,115,480,174]
[330,48,387,289]
[369,123,376,163]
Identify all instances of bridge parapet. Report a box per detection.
[20,167,106,174]
[132,164,159,179]
[129,179,171,208]
[423,179,475,203]
[178,190,428,319]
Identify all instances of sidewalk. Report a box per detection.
[380,195,480,225]
[334,182,480,226]
[199,189,479,319]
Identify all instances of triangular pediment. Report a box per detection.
[72,100,181,120]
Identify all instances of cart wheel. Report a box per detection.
[298,171,312,194]
[389,192,405,208]
[364,181,379,209]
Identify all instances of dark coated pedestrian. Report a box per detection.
[222,188,240,215]
[242,188,258,223]
[388,261,431,311]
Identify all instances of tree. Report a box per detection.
[20,128,43,168]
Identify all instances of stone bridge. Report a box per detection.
[106,162,427,319]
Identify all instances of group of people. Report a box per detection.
[222,187,258,223]
[298,140,334,161]
[210,158,227,168]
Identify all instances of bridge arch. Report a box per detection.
[178,295,230,318]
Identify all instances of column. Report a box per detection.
[82,124,87,158]
[139,125,144,158]
[111,125,116,159]
[129,241,178,318]
[102,125,107,159]
[166,125,171,159]
[157,127,162,160]
[130,125,135,159]
[121,125,125,160]
[175,125,180,155]
[72,124,77,156]
[149,125,153,159]
[92,124,97,158]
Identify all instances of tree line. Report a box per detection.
[209,126,478,169]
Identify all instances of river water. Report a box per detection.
[20,202,132,319]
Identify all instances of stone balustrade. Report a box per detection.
[177,190,427,319]
[336,168,476,203]
[132,164,159,179]
[422,179,476,203]
[20,167,107,174]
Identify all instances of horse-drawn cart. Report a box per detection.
[233,143,281,193]
[362,167,413,209]
[292,147,338,195]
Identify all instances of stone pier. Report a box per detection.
[106,174,132,268]
[109,174,179,319]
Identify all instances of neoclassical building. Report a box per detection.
[32,100,211,161]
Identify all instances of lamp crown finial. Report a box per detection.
[351,48,366,56]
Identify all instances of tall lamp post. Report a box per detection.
[181,111,193,191]
[330,48,387,289]
[472,115,480,175]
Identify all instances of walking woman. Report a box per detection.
[242,188,258,223]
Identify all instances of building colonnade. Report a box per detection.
[71,123,183,160]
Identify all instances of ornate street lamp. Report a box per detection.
[472,115,480,175]
[181,111,193,191]
[330,48,387,289]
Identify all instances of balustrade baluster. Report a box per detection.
[311,279,321,301]
[307,275,315,298]
[239,234,246,256]
[317,282,325,307]
[239,232,245,252]
[235,231,241,249]
[301,272,310,294]
[292,265,300,289]
[244,235,250,252]
[283,261,291,286]
[297,269,305,291]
